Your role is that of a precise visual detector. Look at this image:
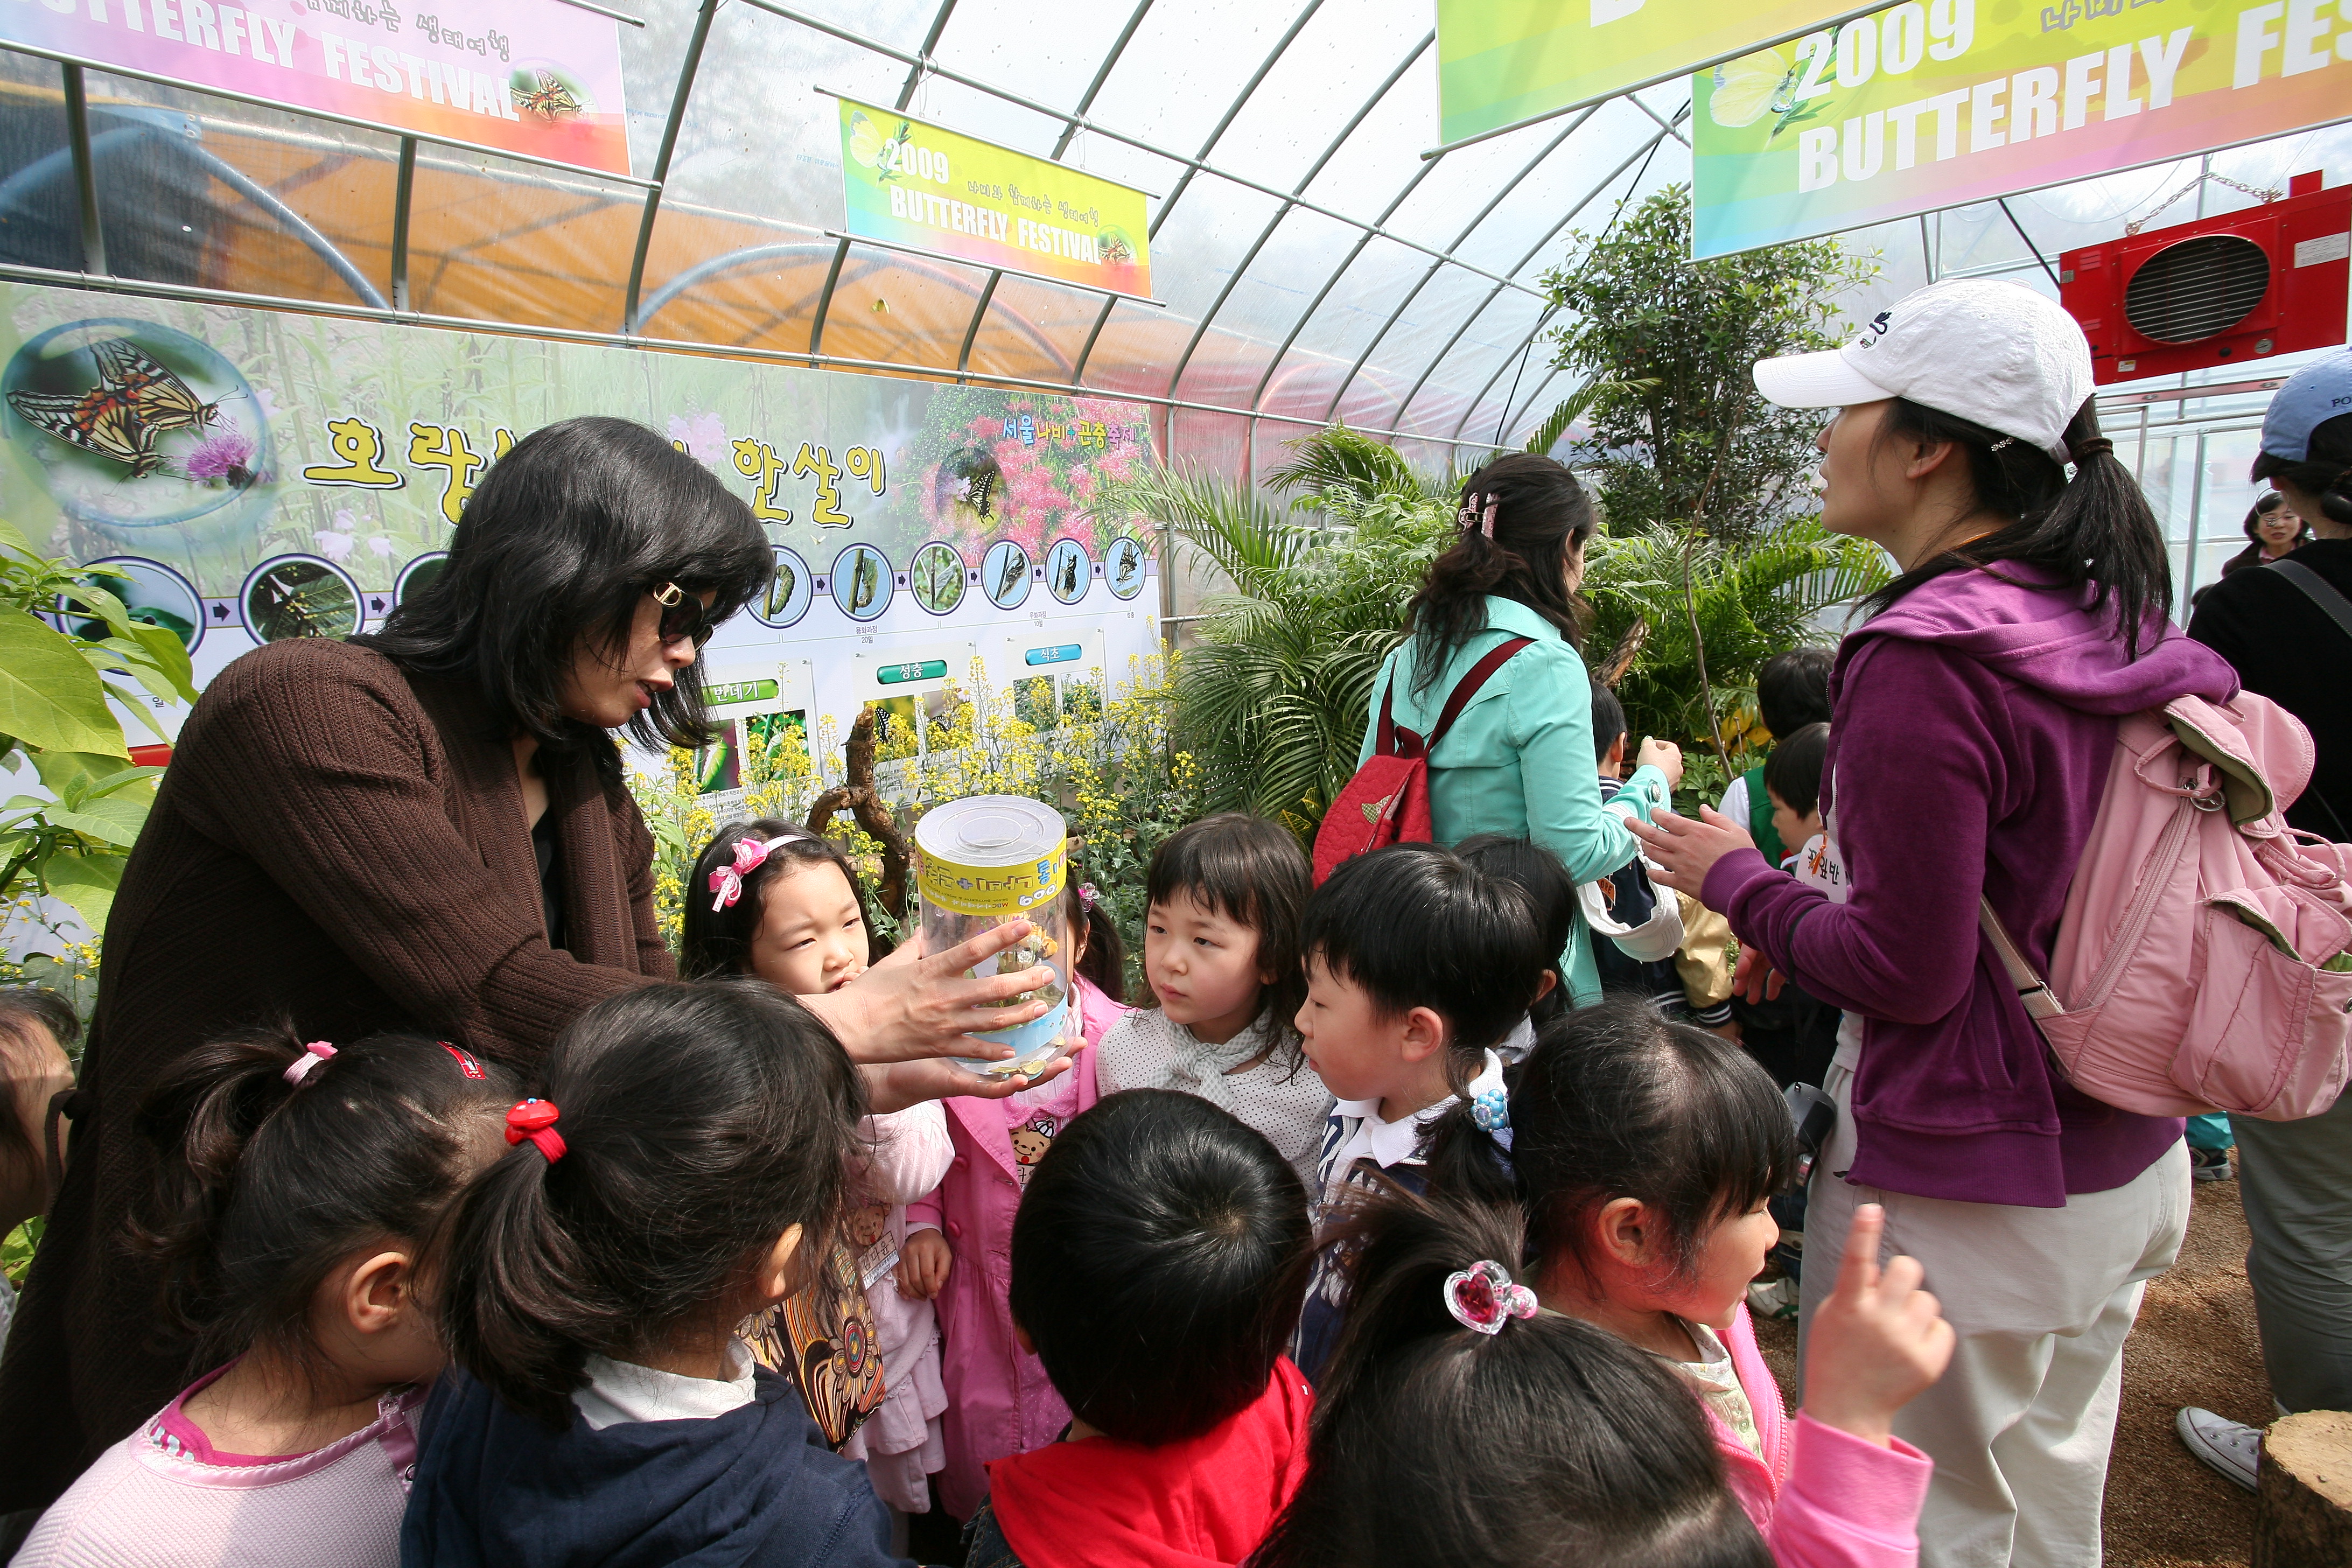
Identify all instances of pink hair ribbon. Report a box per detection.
[283,1041,336,1086]
[709,835,779,912]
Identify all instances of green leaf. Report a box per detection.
[44,797,147,846]
[0,610,129,758]
[32,750,150,800]
[40,848,123,932]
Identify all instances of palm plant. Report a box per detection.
[1582,520,1889,780]
[1101,427,1454,835]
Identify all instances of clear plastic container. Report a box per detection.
[912,795,1069,1077]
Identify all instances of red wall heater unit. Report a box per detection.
[2058,172,2350,386]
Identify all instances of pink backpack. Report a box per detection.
[1981,691,2352,1120]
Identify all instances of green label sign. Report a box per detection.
[704,678,780,706]
[876,659,949,685]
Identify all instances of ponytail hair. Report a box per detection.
[1863,398,2172,656]
[131,1025,519,1388]
[1066,873,1127,1003]
[435,979,865,1429]
[1403,453,1597,698]
[679,818,878,979]
[1250,1180,1767,1568]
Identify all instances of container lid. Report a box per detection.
[913,795,1066,868]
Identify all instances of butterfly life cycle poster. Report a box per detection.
[0,0,630,176]
[0,279,1163,752]
[833,94,1156,304]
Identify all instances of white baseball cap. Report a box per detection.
[1751,279,2095,465]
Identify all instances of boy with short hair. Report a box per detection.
[1289,844,1548,1377]
[967,1090,1316,1568]
[1722,647,1835,867]
[1588,681,1737,1034]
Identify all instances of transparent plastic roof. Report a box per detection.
[0,1,2348,485]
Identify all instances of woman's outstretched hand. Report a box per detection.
[802,922,1054,1066]
[1801,1205,1954,1446]
[1626,806,1755,898]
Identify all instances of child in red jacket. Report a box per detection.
[964,1089,1315,1568]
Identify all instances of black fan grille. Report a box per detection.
[2123,234,2273,344]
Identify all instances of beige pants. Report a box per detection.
[1800,1057,2191,1568]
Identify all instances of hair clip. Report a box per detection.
[440,1041,486,1080]
[283,1040,335,1086]
[1480,496,1499,539]
[1987,436,2017,453]
[1470,1086,1509,1134]
[506,1098,566,1164]
[1456,492,1487,536]
[708,830,808,911]
[1077,882,1100,911]
[2067,436,2113,464]
[1444,1259,1538,1335]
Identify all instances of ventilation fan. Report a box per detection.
[2059,172,2350,386]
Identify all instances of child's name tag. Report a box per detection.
[857,1234,900,1290]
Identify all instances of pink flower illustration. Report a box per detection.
[185,424,257,483]
[667,411,730,464]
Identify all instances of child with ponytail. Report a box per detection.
[1477,1000,1945,1567]
[404,979,907,1568]
[1250,1181,1772,1568]
[16,1028,519,1568]
[683,818,955,1529]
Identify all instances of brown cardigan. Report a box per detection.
[0,638,672,1509]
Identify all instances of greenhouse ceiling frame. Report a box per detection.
[2,0,1699,468]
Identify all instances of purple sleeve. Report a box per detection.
[1762,1415,1931,1568]
[1704,640,2002,1026]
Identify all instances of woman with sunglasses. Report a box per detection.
[0,417,1065,1515]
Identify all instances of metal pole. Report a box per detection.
[61,63,104,276]
[388,136,416,311]
[2180,429,2208,620]
[621,0,718,334]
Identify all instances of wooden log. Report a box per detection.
[2256,1411,2352,1567]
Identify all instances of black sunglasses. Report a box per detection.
[650,582,717,648]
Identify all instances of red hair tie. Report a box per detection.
[505,1098,566,1163]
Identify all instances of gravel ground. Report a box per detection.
[1750,1169,2265,1567]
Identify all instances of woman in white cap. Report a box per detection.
[1632,279,2238,1568]
[2174,347,2352,1493]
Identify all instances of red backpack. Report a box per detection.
[1311,637,1531,885]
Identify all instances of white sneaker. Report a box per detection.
[2175,1406,2260,1492]
[1745,1277,1801,1321]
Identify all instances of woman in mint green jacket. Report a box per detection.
[1358,454,1683,1006]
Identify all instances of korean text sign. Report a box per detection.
[834,95,1154,301]
[1692,0,2352,258]
[0,0,629,176]
[1435,0,1875,147]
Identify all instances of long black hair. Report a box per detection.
[130,1025,520,1389]
[1402,453,1598,697]
[1863,398,2171,656]
[1249,1180,1768,1568]
[679,818,877,980]
[360,417,773,781]
[435,981,864,1429]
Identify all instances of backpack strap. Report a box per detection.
[1977,897,2066,1029]
[2267,558,2352,643]
[1424,637,1534,751]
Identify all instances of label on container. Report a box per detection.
[916,838,1067,917]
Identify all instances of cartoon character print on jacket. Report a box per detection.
[1010,1110,1060,1187]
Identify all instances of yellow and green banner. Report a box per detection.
[1693,0,2352,258]
[1435,0,1879,148]
[834,95,1154,301]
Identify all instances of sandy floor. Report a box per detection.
[1750,1171,2266,1567]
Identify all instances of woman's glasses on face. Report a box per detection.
[650,582,717,648]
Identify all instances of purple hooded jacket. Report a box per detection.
[1704,564,2237,1207]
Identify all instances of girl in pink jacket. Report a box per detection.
[1504,1000,1945,1568]
[900,876,1131,1520]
